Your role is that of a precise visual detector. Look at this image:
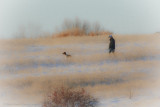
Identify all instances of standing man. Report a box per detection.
[109,35,115,53]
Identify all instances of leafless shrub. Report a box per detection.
[56,18,112,37]
[43,86,98,107]
[14,23,48,38]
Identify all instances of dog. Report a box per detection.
[62,52,71,57]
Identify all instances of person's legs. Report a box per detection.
[112,49,115,53]
[109,49,115,53]
[109,49,112,53]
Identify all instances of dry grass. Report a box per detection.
[0,34,159,106]
[0,67,152,101]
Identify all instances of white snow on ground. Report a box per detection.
[0,35,160,107]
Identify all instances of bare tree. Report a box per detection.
[57,18,110,37]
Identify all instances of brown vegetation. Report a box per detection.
[43,87,98,107]
[0,34,159,106]
[55,18,112,37]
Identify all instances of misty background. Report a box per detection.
[0,0,160,38]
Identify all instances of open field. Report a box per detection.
[0,34,160,107]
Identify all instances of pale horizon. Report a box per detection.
[0,0,160,38]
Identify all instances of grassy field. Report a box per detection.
[0,34,160,107]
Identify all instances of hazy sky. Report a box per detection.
[0,0,160,38]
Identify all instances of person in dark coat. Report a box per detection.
[109,35,115,53]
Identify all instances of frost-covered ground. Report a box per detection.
[0,34,160,107]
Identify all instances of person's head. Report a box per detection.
[109,35,112,38]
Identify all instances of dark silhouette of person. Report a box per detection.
[108,35,115,53]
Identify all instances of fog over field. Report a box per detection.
[0,34,159,107]
[0,0,160,107]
